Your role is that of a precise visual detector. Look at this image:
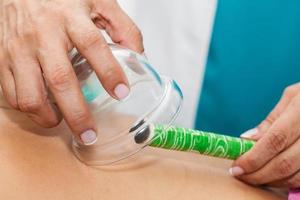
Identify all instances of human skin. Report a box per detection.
[0,96,286,200]
[231,83,300,188]
[0,0,143,145]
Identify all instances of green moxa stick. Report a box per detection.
[149,125,255,160]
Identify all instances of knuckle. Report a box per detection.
[47,65,73,92]
[18,24,36,39]
[243,155,259,171]
[35,33,50,51]
[283,86,297,99]
[1,88,18,109]
[277,157,294,177]
[7,98,18,109]
[67,110,90,129]
[100,67,121,88]
[267,130,287,153]
[264,115,276,125]
[76,30,102,51]
[18,96,43,112]
[5,95,18,109]
[102,67,118,80]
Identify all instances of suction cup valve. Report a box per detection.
[71,44,183,166]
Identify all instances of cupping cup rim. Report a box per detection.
[71,44,183,166]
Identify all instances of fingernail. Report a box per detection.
[240,128,258,139]
[114,84,130,100]
[229,166,245,176]
[80,129,98,145]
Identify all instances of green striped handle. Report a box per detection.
[149,125,255,160]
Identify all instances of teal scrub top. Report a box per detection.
[195,0,300,136]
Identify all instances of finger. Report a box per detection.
[259,85,300,135]
[66,13,130,100]
[237,138,300,186]
[10,53,62,127]
[0,9,16,108]
[37,34,97,145]
[0,2,18,109]
[241,84,300,140]
[240,96,289,141]
[240,128,260,141]
[232,95,300,176]
[0,67,18,108]
[91,0,144,53]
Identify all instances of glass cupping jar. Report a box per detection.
[70,44,183,166]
